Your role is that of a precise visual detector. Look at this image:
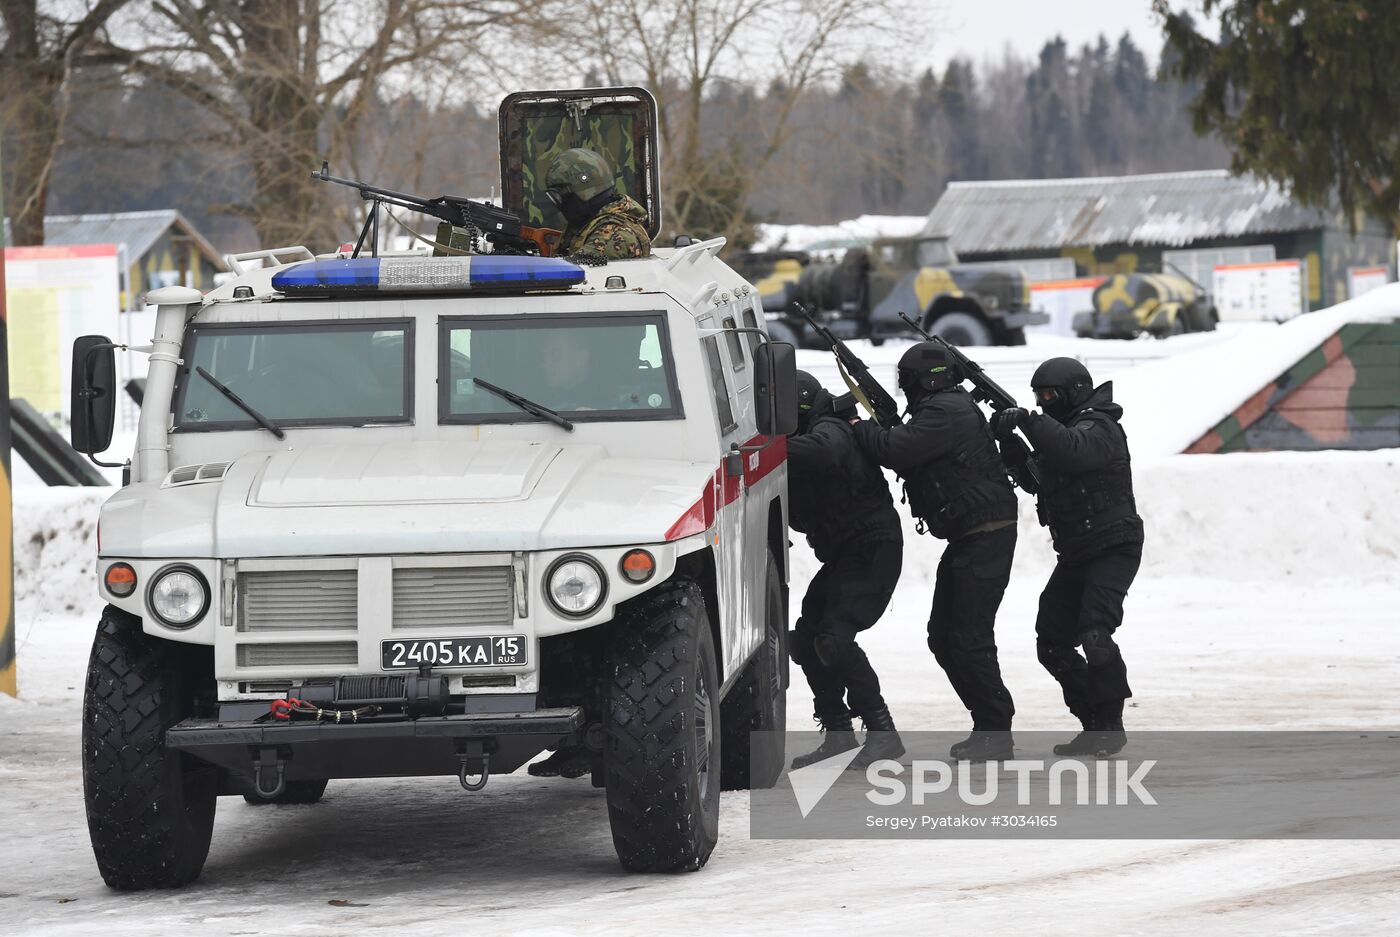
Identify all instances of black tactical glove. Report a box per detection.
[992,407,1029,436]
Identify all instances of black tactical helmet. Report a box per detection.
[897,342,960,396]
[794,370,828,434]
[1030,357,1093,420]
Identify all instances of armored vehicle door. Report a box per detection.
[498,87,662,237]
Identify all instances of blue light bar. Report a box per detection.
[271,255,586,295]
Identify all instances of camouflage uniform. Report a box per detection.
[557,194,652,260]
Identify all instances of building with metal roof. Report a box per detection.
[4,209,225,309]
[926,170,1395,310]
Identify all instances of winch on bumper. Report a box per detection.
[167,671,585,796]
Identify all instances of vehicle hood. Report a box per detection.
[101,440,716,558]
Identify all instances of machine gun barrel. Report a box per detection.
[797,303,902,428]
[898,311,1041,493]
[311,162,559,257]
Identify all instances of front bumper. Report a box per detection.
[167,705,585,782]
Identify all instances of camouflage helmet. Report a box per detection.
[545,148,615,202]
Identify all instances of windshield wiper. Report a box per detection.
[195,366,286,439]
[473,378,575,432]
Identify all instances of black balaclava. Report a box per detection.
[557,186,618,227]
[794,370,830,435]
[897,341,960,403]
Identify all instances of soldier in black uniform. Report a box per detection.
[852,343,1019,762]
[787,371,905,770]
[995,357,1143,756]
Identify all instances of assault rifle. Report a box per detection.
[898,312,1041,493]
[796,303,902,428]
[312,161,561,258]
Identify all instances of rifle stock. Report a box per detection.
[796,303,903,428]
[897,311,1041,493]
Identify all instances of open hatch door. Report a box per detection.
[498,87,661,239]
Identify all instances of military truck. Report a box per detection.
[734,235,1046,347]
[69,87,795,888]
[1073,272,1219,339]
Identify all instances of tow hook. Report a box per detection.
[457,739,496,792]
[252,746,288,799]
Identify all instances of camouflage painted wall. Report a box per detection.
[1188,322,1400,453]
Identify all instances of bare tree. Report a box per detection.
[553,0,929,245]
[1,0,130,245]
[95,0,552,249]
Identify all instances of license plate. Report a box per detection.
[380,635,526,670]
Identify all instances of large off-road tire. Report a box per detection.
[243,779,329,805]
[719,553,787,791]
[83,606,217,890]
[926,309,993,346]
[604,580,721,872]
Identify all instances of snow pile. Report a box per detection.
[788,448,1400,590]
[750,214,927,253]
[10,487,108,618]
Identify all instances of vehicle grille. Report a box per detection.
[392,566,512,630]
[239,569,358,632]
[236,642,358,668]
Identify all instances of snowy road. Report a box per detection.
[5,451,1400,935]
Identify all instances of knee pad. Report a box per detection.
[1079,628,1121,668]
[788,629,814,666]
[1037,639,1079,675]
[813,633,851,669]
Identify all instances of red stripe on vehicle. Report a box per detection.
[664,435,787,541]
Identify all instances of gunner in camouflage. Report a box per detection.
[545,148,651,260]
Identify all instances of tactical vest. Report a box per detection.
[790,419,898,555]
[1035,411,1139,553]
[904,416,1014,541]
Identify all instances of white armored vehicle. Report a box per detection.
[70,88,796,887]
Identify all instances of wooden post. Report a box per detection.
[1,143,16,698]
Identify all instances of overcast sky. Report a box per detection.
[917,0,1177,70]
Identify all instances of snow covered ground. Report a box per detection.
[5,286,1399,933]
[4,447,1400,935]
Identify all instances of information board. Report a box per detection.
[1346,265,1389,299]
[1029,277,1106,336]
[2,244,121,417]
[1213,260,1306,323]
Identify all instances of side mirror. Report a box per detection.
[754,341,798,437]
[71,335,117,455]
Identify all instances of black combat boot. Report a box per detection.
[790,713,860,769]
[848,704,905,770]
[1052,700,1127,757]
[949,730,1015,762]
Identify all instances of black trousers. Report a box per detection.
[1035,542,1141,719]
[928,524,1018,731]
[793,536,903,722]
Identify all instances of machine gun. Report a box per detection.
[898,312,1041,493]
[796,303,902,428]
[311,162,561,258]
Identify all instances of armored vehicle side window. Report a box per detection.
[440,313,681,423]
[722,316,746,371]
[741,306,761,354]
[702,336,736,434]
[174,320,412,430]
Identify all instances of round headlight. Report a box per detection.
[546,555,606,618]
[147,565,210,628]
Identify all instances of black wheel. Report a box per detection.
[720,552,787,790]
[926,310,993,346]
[83,606,217,890]
[604,580,721,872]
[243,779,328,805]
